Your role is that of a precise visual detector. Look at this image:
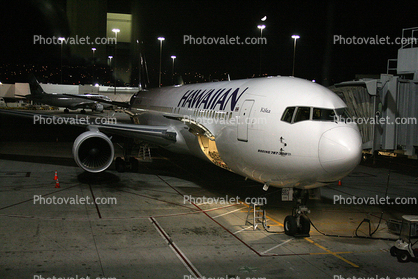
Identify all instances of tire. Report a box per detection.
[300,215,311,235]
[397,250,411,263]
[390,246,397,257]
[284,215,297,236]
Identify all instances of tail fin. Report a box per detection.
[28,74,45,96]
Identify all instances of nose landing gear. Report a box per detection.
[284,189,311,237]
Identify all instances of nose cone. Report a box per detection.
[318,127,362,180]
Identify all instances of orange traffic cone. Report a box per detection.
[54,170,58,180]
[338,180,342,186]
[55,179,60,188]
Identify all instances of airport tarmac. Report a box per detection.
[0,112,418,279]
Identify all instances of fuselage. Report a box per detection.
[29,93,112,110]
[129,76,362,189]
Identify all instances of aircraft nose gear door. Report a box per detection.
[237,100,255,142]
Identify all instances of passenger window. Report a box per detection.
[281,107,296,123]
[294,107,311,123]
[313,108,335,121]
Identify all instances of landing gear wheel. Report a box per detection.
[284,215,297,236]
[300,215,311,235]
[81,109,86,114]
[397,250,411,263]
[115,157,126,173]
[390,246,397,257]
[64,108,69,113]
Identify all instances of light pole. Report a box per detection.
[58,37,65,84]
[112,29,120,94]
[171,56,176,85]
[108,56,113,86]
[257,25,265,76]
[136,40,142,90]
[158,37,165,87]
[91,48,96,85]
[291,35,300,76]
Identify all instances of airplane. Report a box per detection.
[16,74,114,113]
[0,75,363,237]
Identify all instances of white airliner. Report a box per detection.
[1,76,362,236]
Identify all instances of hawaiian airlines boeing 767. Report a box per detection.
[1,75,362,236]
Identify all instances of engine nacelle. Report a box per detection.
[94,103,104,112]
[72,130,114,173]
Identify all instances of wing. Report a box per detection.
[64,94,130,108]
[0,109,177,146]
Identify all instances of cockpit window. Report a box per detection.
[281,106,351,124]
[294,107,311,123]
[281,107,296,123]
[313,108,336,121]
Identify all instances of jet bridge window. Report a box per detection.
[313,108,336,121]
[334,108,351,120]
[294,107,311,123]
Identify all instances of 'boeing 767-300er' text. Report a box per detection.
[0,75,362,236]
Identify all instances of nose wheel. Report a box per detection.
[284,189,311,237]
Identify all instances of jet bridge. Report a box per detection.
[331,74,418,158]
[330,27,418,158]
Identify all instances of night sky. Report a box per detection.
[2,0,418,85]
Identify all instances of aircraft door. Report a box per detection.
[237,100,254,142]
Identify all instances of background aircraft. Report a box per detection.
[16,75,114,113]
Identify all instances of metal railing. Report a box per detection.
[401,27,418,48]
[387,59,398,74]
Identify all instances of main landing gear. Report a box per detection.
[115,156,139,172]
[283,189,311,237]
[115,138,139,173]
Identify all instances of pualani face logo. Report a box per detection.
[177,87,249,111]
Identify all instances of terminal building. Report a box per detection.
[66,0,140,86]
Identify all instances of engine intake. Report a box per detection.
[72,131,114,173]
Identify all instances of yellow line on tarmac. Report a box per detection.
[239,201,359,267]
[304,238,359,268]
[310,251,353,255]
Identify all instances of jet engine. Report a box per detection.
[72,130,114,173]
